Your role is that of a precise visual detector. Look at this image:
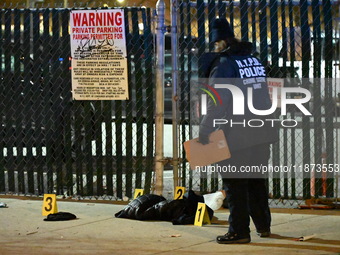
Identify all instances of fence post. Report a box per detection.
[171,0,180,191]
[155,0,166,195]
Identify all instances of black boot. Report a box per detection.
[256,228,271,237]
[216,232,251,244]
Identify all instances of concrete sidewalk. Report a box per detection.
[0,198,339,255]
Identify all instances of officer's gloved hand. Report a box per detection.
[198,132,210,145]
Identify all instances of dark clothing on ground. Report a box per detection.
[115,190,214,225]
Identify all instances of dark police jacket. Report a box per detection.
[199,46,278,152]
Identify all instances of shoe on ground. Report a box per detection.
[216,232,251,244]
[257,229,271,237]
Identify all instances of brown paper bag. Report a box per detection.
[183,130,231,170]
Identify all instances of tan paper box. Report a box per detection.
[183,129,231,170]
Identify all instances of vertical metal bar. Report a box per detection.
[49,9,63,194]
[283,127,289,198]
[155,0,166,195]
[171,0,180,190]
[208,0,218,191]
[300,0,311,199]
[280,0,289,199]
[183,0,191,189]
[144,8,153,194]
[13,9,24,194]
[22,9,34,195]
[84,101,93,196]
[312,0,322,197]
[251,0,257,52]
[35,9,44,194]
[42,9,54,194]
[281,0,287,76]
[20,10,35,194]
[104,101,113,197]
[74,102,84,196]
[322,0,334,197]
[270,0,281,199]
[125,9,133,198]
[4,9,15,192]
[270,0,279,73]
[133,8,143,190]
[178,0,185,189]
[288,0,296,199]
[19,9,29,194]
[0,10,4,192]
[259,0,268,66]
[94,101,103,196]
[90,12,102,194]
[290,115,296,199]
[240,0,248,41]
[100,100,113,196]
[52,9,64,195]
[218,0,226,18]
[115,95,122,197]
[115,4,124,198]
[228,0,234,31]
[258,0,268,193]
[288,0,296,76]
[61,9,73,196]
[197,0,207,193]
[208,0,216,52]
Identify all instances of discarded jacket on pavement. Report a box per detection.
[114,190,214,225]
[44,212,77,221]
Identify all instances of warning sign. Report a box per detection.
[70,9,129,100]
[267,78,284,108]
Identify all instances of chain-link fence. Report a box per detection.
[173,0,340,207]
[1,0,340,207]
[0,6,155,199]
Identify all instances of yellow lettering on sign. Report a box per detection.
[174,186,186,200]
[133,189,144,199]
[194,202,211,227]
[42,194,58,216]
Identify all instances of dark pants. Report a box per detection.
[221,143,271,236]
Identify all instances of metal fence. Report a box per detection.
[1,0,340,207]
[0,6,155,199]
[172,0,340,206]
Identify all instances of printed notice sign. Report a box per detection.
[70,9,129,100]
[267,78,284,108]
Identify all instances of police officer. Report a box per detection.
[198,18,278,244]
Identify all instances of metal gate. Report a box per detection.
[0,6,155,199]
[171,0,340,207]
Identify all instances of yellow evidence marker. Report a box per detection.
[42,194,58,216]
[174,186,186,200]
[133,189,144,199]
[194,202,211,227]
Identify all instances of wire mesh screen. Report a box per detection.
[0,7,155,200]
[174,0,340,207]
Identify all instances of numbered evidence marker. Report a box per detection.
[194,202,211,227]
[42,194,58,216]
[133,189,144,199]
[174,186,186,200]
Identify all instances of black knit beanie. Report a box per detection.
[211,18,235,43]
